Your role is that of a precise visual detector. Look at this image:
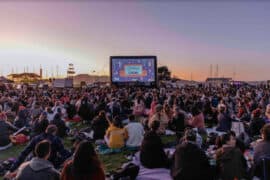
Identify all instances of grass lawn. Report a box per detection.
[0,122,177,179]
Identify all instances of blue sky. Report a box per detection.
[0,1,269,81]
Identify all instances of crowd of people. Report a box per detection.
[0,83,270,179]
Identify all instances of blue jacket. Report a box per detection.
[10,133,71,172]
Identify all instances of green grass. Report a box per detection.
[161,135,177,144]
[0,145,25,161]
[0,142,129,180]
[0,122,176,179]
[99,151,130,173]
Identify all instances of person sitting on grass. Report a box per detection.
[124,114,144,150]
[132,132,171,180]
[148,104,169,134]
[249,108,265,137]
[215,132,248,180]
[9,125,71,172]
[105,116,128,150]
[15,140,60,180]
[252,124,270,179]
[32,112,49,137]
[171,128,211,180]
[264,104,270,124]
[216,104,232,132]
[168,106,186,139]
[149,120,161,136]
[46,107,55,122]
[91,110,109,141]
[50,113,68,138]
[253,124,270,165]
[14,109,29,129]
[61,141,105,180]
[0,109,18,150]
[190,105,206,131]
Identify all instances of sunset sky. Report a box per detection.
[0,1,269,81]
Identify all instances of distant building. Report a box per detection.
[0,76,13,83]
[7,73,41,83]
[205,77,232,86]
[52,78,73,88]
[73,74,109,87]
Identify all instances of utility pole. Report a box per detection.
[56,65,59,78]
[45,69,48,79]
[215,64,219,78]
[210,64,213,78]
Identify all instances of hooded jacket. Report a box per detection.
[16,157,60,180]
[10,133,71,172]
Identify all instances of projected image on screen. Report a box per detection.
[111,57,156,83]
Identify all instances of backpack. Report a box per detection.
[0,158,16,175]
[10,134,29,145]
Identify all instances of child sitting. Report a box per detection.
[105,116,128,149]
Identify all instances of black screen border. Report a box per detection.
[110,56,157,87]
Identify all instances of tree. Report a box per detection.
[157,66,171,81]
